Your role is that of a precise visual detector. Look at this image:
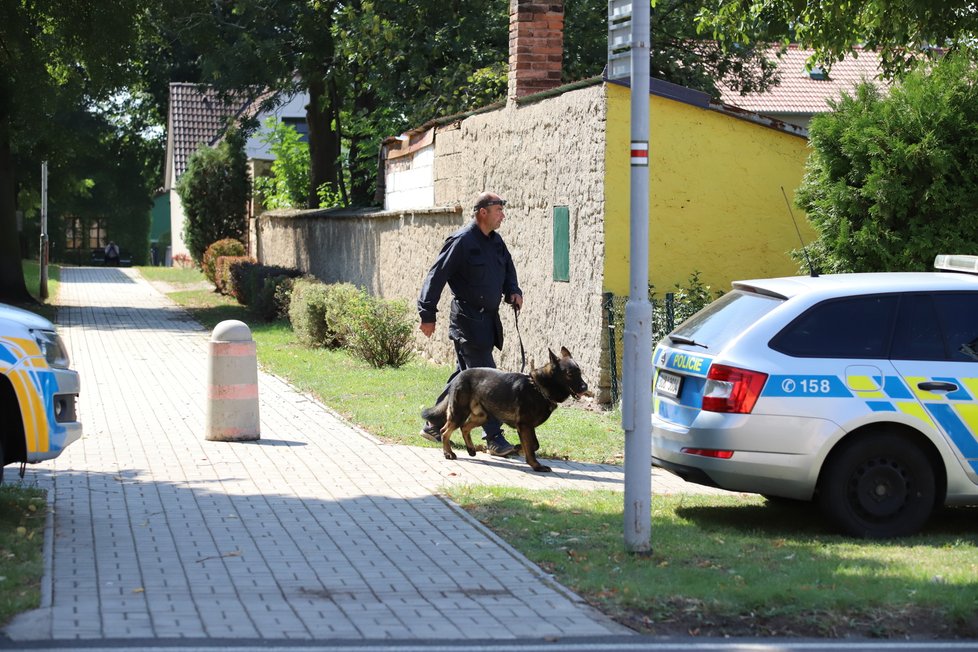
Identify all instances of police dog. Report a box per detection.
[421,347,589,472]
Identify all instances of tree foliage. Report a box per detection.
[0,0,156,300]
[176,128,250,265]
[254,118,313,210]
[794,53,978,273]
[696,0,978,78]
[171,0,783,211]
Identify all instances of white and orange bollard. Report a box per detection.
[205,320,260,441]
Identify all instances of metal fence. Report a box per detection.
[602,291,677,404]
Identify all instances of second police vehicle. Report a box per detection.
[651,255,978,537]
[0,303,82,482]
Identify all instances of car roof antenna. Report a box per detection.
[782,186,818,278]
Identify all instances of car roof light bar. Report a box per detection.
[934,254,978,274]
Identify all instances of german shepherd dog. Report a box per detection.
[421,347,589,472]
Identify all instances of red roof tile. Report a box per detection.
[719,45,887,115]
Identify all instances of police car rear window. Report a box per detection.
[771,295,898,358]
[670,290,782,351]
[772,291,978,361]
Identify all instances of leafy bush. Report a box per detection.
[323,283,368,348]
[288,278,332,347]
[214,255,254,297]
[345,295,414,368]
[650,271,723,343]
[253,117,311,209]
[176,127,250,265]
[228,261,301,313]
[272,276,296,320]
[172,252,194,269]
[202,238,245,285]
[252,275,296,322]
[796,52,978,273]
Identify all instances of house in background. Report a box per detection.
[162,83,309,262]
[718,45,886,130]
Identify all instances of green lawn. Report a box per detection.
[19,260,59,322]
[0,486,46,627]
[447,487,978,638]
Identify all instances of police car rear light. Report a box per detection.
[681,447,734,459]
[702,364,768,414]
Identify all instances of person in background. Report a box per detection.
[104,241,120,266]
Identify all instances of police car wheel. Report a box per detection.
[818,432,936,538]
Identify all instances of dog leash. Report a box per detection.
[513,304,526,373]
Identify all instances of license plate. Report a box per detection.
[655,371,682,398]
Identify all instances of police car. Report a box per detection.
[651,255,978,538]
[0,303,82,482]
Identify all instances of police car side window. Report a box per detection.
[890,293,945,360]
[770,295,898,358]
[932,293,978,362]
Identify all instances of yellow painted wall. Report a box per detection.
[603,83,815,297]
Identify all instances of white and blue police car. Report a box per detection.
[651,255,978,538]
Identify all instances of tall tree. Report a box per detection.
[695,0,978,77]
[0,0,153,302]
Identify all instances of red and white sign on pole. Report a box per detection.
[630,141,648,166]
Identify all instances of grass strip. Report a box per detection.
[0,486,47,627]
[447,486,978,639]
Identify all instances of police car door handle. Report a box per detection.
[918,381,958,392]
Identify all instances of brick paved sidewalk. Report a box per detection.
[4,267,729,642]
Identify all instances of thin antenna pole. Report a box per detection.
[781,186,817,278]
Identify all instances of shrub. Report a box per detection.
[214,255,254,297]
[323,283,368,349]
[796,52,978,273]
[229,262,301,313]
[649,271,723,343]
[176,127,250,265]
[288,278,332,347]
[202,239,246,285]
[172,252,194,269]
[272,276,296,320]
[345,295,414,368]
[253,274,296,322]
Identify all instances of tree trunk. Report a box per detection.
[0,112,32,304]
[306,77,342,209]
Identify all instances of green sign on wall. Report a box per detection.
[553,206,569,282]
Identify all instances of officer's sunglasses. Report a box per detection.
[477,199,507,209]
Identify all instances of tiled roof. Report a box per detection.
[719,45,887,115]
[168,83,258,182]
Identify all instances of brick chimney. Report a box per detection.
[508,0,564,100]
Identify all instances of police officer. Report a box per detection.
[417,191,523,456]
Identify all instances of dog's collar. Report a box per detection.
[528,372,560,407]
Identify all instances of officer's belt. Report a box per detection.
[453,298,496,314]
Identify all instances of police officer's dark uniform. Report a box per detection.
[418,197,522,456]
